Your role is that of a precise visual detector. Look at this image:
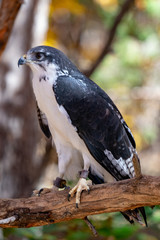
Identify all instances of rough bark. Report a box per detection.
[0,0,23,57]
[0,176,159,228]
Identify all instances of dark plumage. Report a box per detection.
[18,45,147,226]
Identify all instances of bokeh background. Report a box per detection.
[0,0,160,239]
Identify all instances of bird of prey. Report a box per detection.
[18,46,147,226]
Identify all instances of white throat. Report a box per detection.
[29,62,58,87]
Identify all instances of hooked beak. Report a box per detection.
[18,55,28,67]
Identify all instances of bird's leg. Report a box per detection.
[67,170,96,235]
[33,152,71,197]
[33,176,67,196]
[68,170,92,208]
[53,177,68,189]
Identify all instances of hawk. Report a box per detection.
[18,46,147,226]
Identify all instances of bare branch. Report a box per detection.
[85,0,134,77]
[0,0,23,57]
[0,175,159,228]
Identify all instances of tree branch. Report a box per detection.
[0,0,23,57]
[0,175,160,228]
[85,0,134,77]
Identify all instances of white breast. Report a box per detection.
[32,69,86,152]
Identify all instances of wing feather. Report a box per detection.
[53,75,137,180]
[36,102,51,138]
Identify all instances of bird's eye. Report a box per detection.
[35,52,44,60]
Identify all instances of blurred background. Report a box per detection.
[0,0,160,239]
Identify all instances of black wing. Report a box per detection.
[53,75,147,226]
[36,103,51,138]
[53,75,137,180]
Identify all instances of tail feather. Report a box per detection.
[89,170,148,227]
[120,211,134,224]
[139,207,148,227]
[121,207,147,226]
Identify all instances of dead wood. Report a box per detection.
[0,175,159,228]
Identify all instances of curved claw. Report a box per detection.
[67,178,92,207]
[38,188,44,196]
[68,193,71,201]
[33,187,53,196]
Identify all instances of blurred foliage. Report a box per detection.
[1,0,160,239]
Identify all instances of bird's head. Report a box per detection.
[18,46,59,72]
[18,46,78,77]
